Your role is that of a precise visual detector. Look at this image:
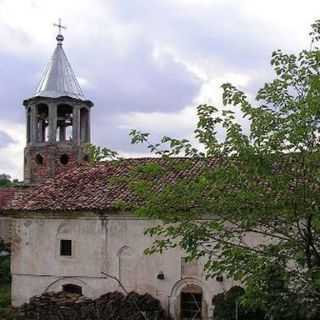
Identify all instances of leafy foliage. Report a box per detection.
[0,174,12,188]
[213,286,266,320]
[0,285,14,320]
[0,241,13,319]
[128,21,320,319]
[84,144,120,163]
[0,241,11,286]
[0,174,22,188]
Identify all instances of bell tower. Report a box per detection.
[23,20,93,184]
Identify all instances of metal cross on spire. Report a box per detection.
[54,18,66,34]
[53,18,67,44]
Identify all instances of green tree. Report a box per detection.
[84,144,120,163]
[213,286,266,320]
[0,174,12,188]
[128,21,320,319]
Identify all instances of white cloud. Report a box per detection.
[0,0,142,58]
[117,106,197,134]
[0,120,24,180]
[117,44,252,139]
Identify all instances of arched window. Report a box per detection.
[118,246,137,290]
[56,223,74,258]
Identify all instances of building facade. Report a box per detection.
[7,157,241,319]
[11,213,238,319]
[3,29,239,320]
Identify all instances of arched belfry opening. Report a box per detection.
[22,24,93,184]
[36,103,49,143]
[57,104,73,142]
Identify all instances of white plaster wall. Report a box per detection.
[11,216,238,319]
[105,218,238,318]
[11,218,106,277]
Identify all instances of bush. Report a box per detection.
[0,240,11,286]
[0,285,16,320]
[213,286,266,320]
[0,242,13,319]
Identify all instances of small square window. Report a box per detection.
[60,239,72,256]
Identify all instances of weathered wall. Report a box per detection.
[24,143,84,184]
[0,217,11,244]
[0,187,16,244]
[11,215,238,319]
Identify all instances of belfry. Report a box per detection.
[23,20,93,184]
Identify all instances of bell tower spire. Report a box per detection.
[23,22,93,184]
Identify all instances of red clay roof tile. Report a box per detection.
[5,158,216,212]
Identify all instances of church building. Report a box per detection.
[1,26,238,320]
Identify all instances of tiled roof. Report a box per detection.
[6,158,217,212]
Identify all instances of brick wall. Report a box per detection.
[24,143,86,184]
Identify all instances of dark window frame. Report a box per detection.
[60,239,72,256]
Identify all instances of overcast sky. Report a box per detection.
[0,0,319,179]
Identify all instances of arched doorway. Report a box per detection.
[180,284,203,320]
[45,277,93,297]
[169,278,208,320]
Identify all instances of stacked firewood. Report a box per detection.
[15,291,172,320]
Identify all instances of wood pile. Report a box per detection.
[15,291,172,320]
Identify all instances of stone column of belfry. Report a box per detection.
[30,105,37,144]
[72,106,81,145]
[87,105,91,143]
[48,103,57,143]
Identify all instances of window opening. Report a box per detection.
[57,104,73,141]
[60,154,69,165]
[62,284,82,295]
[35,154,44,165]
[60,239,72,256]
[36,104,49,143]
